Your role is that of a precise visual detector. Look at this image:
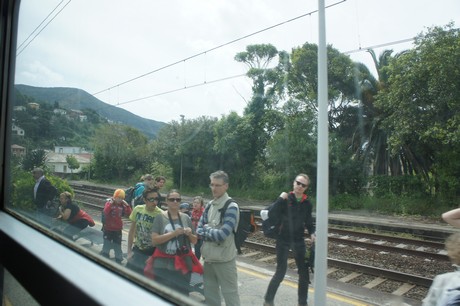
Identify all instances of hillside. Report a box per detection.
[14,84,165,138]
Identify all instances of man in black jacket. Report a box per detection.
[263,173,315,306]
[32,167,57,225]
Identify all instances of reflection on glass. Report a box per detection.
[2,267,40,306]
[9,0,460,304]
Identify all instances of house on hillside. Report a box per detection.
[46,146,92,176]
[11,144,26,156]
[54,146,89,154]
[12,123,24,136]
[53,109,67,115]
[14,106,26,111]
[27,102,39,110]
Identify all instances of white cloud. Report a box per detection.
[14,0,460,123]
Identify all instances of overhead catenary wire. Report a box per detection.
[113,73,246,107]
[110,37,415,109]
[16,0,72,57]
[16,0,64,50]
[91,0,347,97]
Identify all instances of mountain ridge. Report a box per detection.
[14,84,166,138]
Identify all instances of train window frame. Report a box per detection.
[0,1,200,305]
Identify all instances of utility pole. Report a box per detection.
[180,114,185,190]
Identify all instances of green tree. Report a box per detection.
[151,116,218,189]
[376,23,460,195]
[21,149,47,172]
[213,112,261,188]
[92,124,150,181]
[234,44,288,187]
[288,43,356,128]
[66,154,80,174]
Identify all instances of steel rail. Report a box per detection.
[244,241,433,287]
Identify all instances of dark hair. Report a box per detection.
[143,188,159,199]
[155,176,166,183]
[193,196,204,207]
[166,189,180,198]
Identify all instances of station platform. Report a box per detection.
[25,204,459,306]
[227,252,421,306]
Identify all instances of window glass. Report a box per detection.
[9,0,460,304]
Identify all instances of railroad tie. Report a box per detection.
[338,272,361,283]
[392,283,415,296]
[363,277,386,289]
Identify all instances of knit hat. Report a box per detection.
[113,189,125,199]
[180,203,190,210]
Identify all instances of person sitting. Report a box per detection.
[422,232,460,305]
[55,191,95,240]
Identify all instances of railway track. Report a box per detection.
[70,182,454,303]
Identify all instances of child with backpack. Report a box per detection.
[101,189,132,264]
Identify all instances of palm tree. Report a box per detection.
[353,49,408,176]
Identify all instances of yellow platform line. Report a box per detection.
[237,266,371,306]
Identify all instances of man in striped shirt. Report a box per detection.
[197,170,240,306]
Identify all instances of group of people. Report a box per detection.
[125,170,316,306]
[33,165,460,305]
[32,167,96,238]
[32,167,316,306]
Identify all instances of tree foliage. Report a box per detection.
[92,124,150,181]
[66,155,80,173]
[376,23,460,194]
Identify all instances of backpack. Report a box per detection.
[261,202,281,239]
[205,199,256,254]
[124,186,137,206]
[124,184,144,207]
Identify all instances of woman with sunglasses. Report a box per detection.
[126,188,164,275]
[263,174,316,306]
[148,189,202,296]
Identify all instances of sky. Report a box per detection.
[15,0,460,124]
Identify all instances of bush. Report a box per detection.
[11,168,73,211]
[330,194,364,210]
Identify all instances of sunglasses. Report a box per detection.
[167,197,182,202]
[146,197,158,202]
[295,180,308,188]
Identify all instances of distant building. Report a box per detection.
[54,146,89,154]
[53,109,67,115]
[27,102,39,110]
[14,106,26,111]
[46,146,92,176]
[11,144,26,156]
[12,123,24,136]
